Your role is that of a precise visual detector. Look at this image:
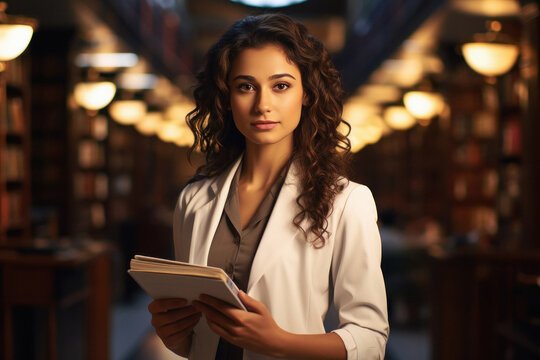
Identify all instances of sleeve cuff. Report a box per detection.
[332,328,357,360]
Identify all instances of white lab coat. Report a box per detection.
[173,157,389,360]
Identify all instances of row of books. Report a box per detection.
[1,97,24,134]
[75,202,106,230]
[4,60,24,85]
[451,206,498,238]
[452,112,497,141]
[73,172,109,200]
[452,142,497,168]
[0,191,22,228]
[73,112,108,140]
[1,146,24,181]
[452,170,498,201]
[78,140,106,168]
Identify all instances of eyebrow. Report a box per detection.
[231,73,297,82]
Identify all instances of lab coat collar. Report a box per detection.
[190,155,304,292]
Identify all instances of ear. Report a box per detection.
[302,92,309,106]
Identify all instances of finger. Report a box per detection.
[148,299,187,314]
[238,291,265,314]
[198,294,235,309]
[197,294,244,320]
[151,306,200,327]
[196,299,247,328]
[194,300,239,326]
[206,318,241,342]
[155,312,202,339]
[162,319,198,352]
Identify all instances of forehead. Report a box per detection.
[229,44,301,79]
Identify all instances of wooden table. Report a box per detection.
[0,241,112,360]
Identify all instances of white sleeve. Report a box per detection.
[330,185,389,360]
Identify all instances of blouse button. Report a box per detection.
[233,234,241,245]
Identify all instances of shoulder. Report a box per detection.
[175,177,214,212]
[332,179,378,222]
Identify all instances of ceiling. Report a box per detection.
[4,0,528,94]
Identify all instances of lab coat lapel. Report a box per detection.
[247,164,302,293]
[190,157,242,265]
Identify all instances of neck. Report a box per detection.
[241,141,292,189]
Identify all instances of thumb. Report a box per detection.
[238,290,265,313]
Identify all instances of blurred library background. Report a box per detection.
[0,0,539,359]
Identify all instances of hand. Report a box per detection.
[193,291,288,358]
[148,298,202,356]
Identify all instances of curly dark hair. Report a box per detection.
[187,13,351,247]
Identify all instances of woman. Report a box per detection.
[148,13,389,360]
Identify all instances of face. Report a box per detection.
[228,44,306,151]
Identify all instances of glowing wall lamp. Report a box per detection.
[0,2,37,61]
[461,21,519,77]
[109,100,147,125]
[384,106,416,130]
[74,81,117,110]
[403,91,445,121]
[135,111,162,135]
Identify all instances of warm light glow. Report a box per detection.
[358,85,402,104]
[343,99,381,125]
[75,53,139,70]
[361,116,385,144]
[74,82,116,110]
[109,100,147,125]
[135,112,162,135]
[0,24,33,61]
[174,127,195,147]
[403,91,445,120]
[373,59,424,88]
[166,102,195,123]
[230,0,308,7]
[453,0,521,17]
[462,42,519,76]
[339,114,385,153]
[384,106,416,130]
[156,121,193,145]
[116,73,157,90]
[349,128,367,153]
[156,114,195,147]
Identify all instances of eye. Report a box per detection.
[238,83,255,92]
[274,83,290,91]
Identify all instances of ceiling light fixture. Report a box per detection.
[384,106,416,130]
[403,91,445,121]
[0,2,37,62]
[109,100,147,125]
[74,81,117,110]
[230,0,308,7]
[461,21,519,77]
[75,53,139,70]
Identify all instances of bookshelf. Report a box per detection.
[446,80,499,247]
[496,69,523,249]
[70,109,109,238]
[0,57,31,246]
[29,30,73,239]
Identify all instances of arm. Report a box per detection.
[330,185,389,359]
[193,291,346,360]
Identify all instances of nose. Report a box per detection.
[254,87,272,114]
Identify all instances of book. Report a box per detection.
[128,255,246,310]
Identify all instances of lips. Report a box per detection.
[251,120,278,130]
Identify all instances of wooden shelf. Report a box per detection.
[0,57,31,246]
